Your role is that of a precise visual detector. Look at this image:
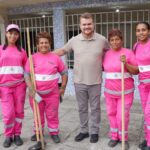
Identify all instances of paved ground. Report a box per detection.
[0,95,144,150]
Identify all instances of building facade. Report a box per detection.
[0,0,149,97]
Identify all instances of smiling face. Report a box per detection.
[6,29,19,45]
[80,18,94,38]
[109,35,123,51]
[136,23,150,43]
[37,38,50,54]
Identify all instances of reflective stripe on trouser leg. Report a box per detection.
[0,87,16,137]
[14,82,26,135]
[105,96,119,140]
[4,123,15,137]
[44,87,60,135]
[119,131,128,141]
[14,118,23,136]
[110,128,119,140]
[29,97,45,133]
[33,126,44,134]
[145,89,150,146]
[147,125,150,146]
[117,93,133,141]
[138,83,149,141]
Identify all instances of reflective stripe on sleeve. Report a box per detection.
[147,125,150,130]
[140,79,150,83]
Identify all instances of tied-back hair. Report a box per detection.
[133,22,150,53]
[3,29,21,52]
[136,21,150,30]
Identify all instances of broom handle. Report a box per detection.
[26,28,45,149]
[121,61,125,150]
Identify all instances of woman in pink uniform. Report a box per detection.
[25,32,68,143]
[0,24,27,147]
[103,29,138,149]
[134,22,150,150]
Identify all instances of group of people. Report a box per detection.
[0,24,68,148]
[0,12,149,150]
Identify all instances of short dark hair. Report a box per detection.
[80,12,94,22]
[108,29,123,41]
[36,32,52,45]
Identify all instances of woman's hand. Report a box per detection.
[120,55,127,64]
[28,86,36,98]
[59,86,66,96]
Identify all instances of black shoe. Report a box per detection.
[51,135,61,143]
[139,140,147,149]
[3,137,13,148]
[28,141,42,150]
[74,133,89,142]
[31,134,37,141]
[14,135,23,146]
[108,139,119,147]
[90,134,99,143]
[141,146,150,150]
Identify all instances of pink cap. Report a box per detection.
[6,24,20,32]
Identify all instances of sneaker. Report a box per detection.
[3,137,13,148]
[139,140,147,149]
[51,135,61,143]
[141,146,150,150]
[14,135,23,146]
[90,134,99,143]
[108,139,119,147]
[74,133,89,142]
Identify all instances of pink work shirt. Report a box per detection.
[25,52,66,92]
[134,39,150,81]
[103,48,137,95]
[0,45,27,86]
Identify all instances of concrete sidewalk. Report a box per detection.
[0,96,144,150]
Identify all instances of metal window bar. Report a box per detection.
[9,15,53,54]
[66,9,150,69]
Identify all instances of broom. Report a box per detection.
[26,28,45,150]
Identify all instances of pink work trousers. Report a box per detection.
[0,82,26,137]
[105,93,133,141]
[30,87,60,135]
[138,83,150,146]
